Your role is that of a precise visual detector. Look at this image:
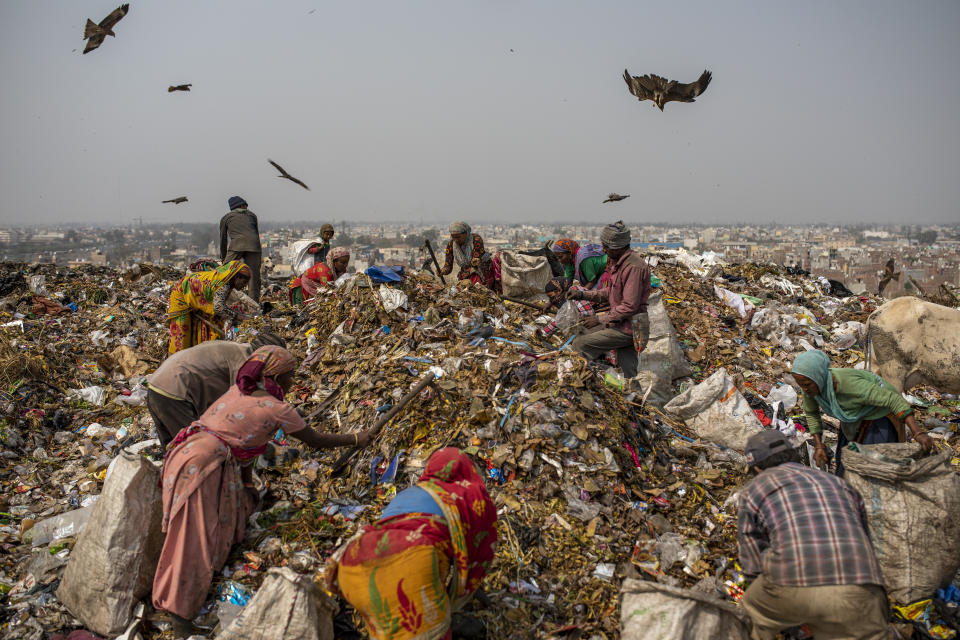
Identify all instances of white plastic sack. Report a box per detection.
[500,250,552,299]
[663,368,763,451]
[764,384,798,412]
[217,567,337,640]
[620,579,750,640]
[843,443,960,603]
[831,320,865,350]
[377,286,408,313]
[68,385,106,406]
[290,239,325,276]
[57,450,164,636]
[635,292,693,406]
[714,285,754,320]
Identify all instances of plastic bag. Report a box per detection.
[377,286,408,313]
[500,250,552,298]
[554,301,580,331]
[67,385,106,406]
[764,384,798,412]
[663,368,763,452]
[57,451,164,636]
[620,579,750,640]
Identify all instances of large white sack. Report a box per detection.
[843,443,960,603]
[57,450,164,637]
[217,567,338,640]
[620,579,750,640]
[499,250,551,299]
[635,292,694,406]
[663,368,763,451]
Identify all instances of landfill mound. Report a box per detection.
[0,257,958,639]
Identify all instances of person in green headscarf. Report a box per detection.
[790,349,934,475]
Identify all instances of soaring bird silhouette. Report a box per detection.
[82,4,129,54]
[878,258,901,295]
[168,84,192,92]
[603,193,630,203]
[268,159,310,190]
[162,196,188,204]
[623,69,712,111]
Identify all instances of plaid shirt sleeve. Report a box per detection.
[737,490,766,579]
[542,300,595,337]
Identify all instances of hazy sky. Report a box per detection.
[1,1,958,226]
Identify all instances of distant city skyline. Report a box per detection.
[1,1,959,226]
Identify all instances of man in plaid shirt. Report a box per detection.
[737,431,889,640]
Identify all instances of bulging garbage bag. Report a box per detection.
[663,368,763,452]
[500,250,551,299]
[620,579,750,640]
[216,567,338,640]
[57,450,164,637]
[843,443,960,603]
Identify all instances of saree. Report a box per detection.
[327,449,497,640]
[288,262,334,304]
[167,261,249,354]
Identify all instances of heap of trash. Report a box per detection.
[0,251,958,640]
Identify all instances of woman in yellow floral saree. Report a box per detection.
[167,261,251,354]
[326,448,497,640]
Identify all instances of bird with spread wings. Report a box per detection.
[268,159,310,190]
[878,258,901,296]
[162,197,188,204]
[82,4,129,54]
[623,69,712,111]
[603,193,630,203]
[168,84,192,92]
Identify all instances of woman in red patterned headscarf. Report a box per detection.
[152,346,373,633]
[326,448,498,640]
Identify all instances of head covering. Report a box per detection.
[250,330,286,350]
[326,246,350,274]
[228,196,247,210]
[544,277,573,308]
[552,238,579,256]
[236,346,297,401]
[791,350,874,423]
[417,448,497,605]
[745,430,792,466]
[320,223,335,236]
[600,220,631,249]
[449,221,471,235]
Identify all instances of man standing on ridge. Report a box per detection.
[219,196,262,300]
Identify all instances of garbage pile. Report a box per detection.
[0,254,957,640]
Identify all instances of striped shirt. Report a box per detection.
[737,462,884,587]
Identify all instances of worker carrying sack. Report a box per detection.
[843,442,960,604]
[57,450,164,636]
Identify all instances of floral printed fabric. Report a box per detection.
[328,448,497,640]
[167,260,250,353]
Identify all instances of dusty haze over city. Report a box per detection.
[1,1,959,226]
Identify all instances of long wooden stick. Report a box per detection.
[502,296,543,311]
[424,239,444,277]
[330,372,436,475]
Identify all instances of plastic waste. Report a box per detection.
[28,506,94,546]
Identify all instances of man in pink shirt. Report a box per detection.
[568,221,651,378]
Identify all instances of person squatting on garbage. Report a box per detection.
[288,246,351,304]
[567,221,651,378]
[791,349,933,475]
[152,346,373,635]
[167,260,252,354]
[737,430,890,640]
[146,331,286,449]
[325,448,497,640]
[219,196,263,301]
[441,221,495,289]
[551,238,609,289]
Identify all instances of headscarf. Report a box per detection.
[326,246,350,275]
[228,196,247,210]
[600,220,631,249]
[417,448,497,604]
[320,223,335,236]
[552,238,579,256]
[791,350,875,423]
[545,277,573,308]
[449,221,473,268]
[236,346,297,401]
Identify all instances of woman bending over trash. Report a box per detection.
[151,346,372,636]
[325,448,497,640]
[551,238,609,290]
[288,246,350,304]
[167,260,251,354]
[791,349,934,475]
[441,221,495,289]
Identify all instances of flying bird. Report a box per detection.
[603,193,630,203]
[82,4,129,54]
[168,84,192,92]
[162,196,188,204]
[878,258,901,295]
[268,159,310,190]
[623,68,712,111]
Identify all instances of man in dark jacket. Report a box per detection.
[219,196,262,300]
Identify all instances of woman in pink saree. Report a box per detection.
[151,346,372,635]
